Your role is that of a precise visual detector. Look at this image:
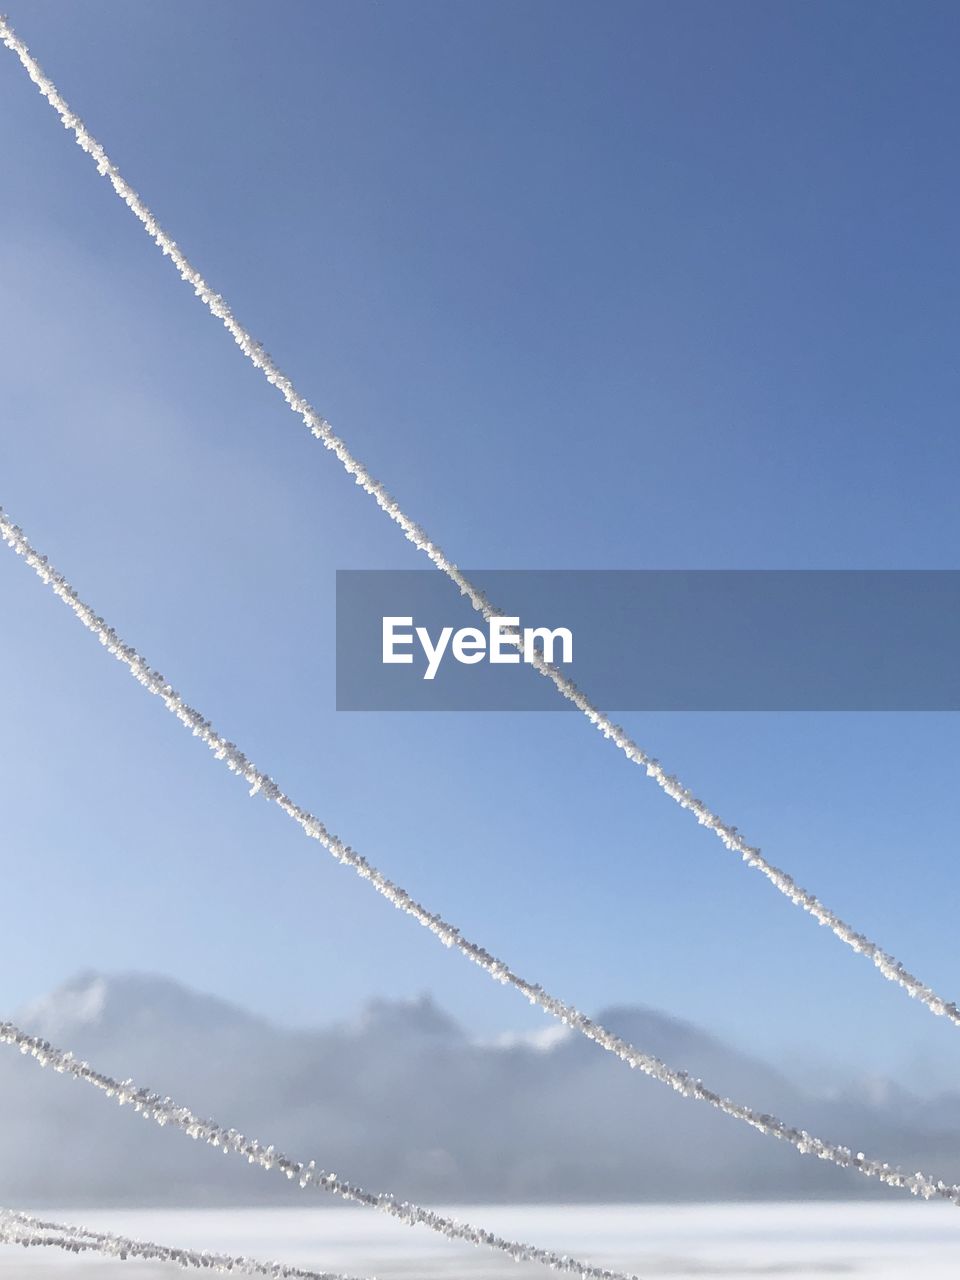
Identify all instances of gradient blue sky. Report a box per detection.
[2,0,959,1087]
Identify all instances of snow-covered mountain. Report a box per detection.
[17,971,271,1046]
[2,972,957,1206]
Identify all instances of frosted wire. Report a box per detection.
[0,510,957,1207]
[0,1018,637,1280]
[0,17,955,1031]
[0,1206,370,1279]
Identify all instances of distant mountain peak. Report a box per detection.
[18,970,110,1035]
[16,970,266,1043]
[354,993,463,1040]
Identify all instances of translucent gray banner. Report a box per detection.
[336,570,960,711]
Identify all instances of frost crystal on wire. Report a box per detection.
[0,1206,368,1279]
[0,1022,634,1279]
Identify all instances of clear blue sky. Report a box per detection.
[2,0,959,1087]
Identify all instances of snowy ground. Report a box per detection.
[3,1203,960,1279]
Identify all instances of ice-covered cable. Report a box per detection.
[0,1206,365,1279]
[0,1017,636,1280]
[1,16,956,1030]
[1,507,957,1206]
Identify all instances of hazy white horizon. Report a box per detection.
[5,1205,960,1279]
